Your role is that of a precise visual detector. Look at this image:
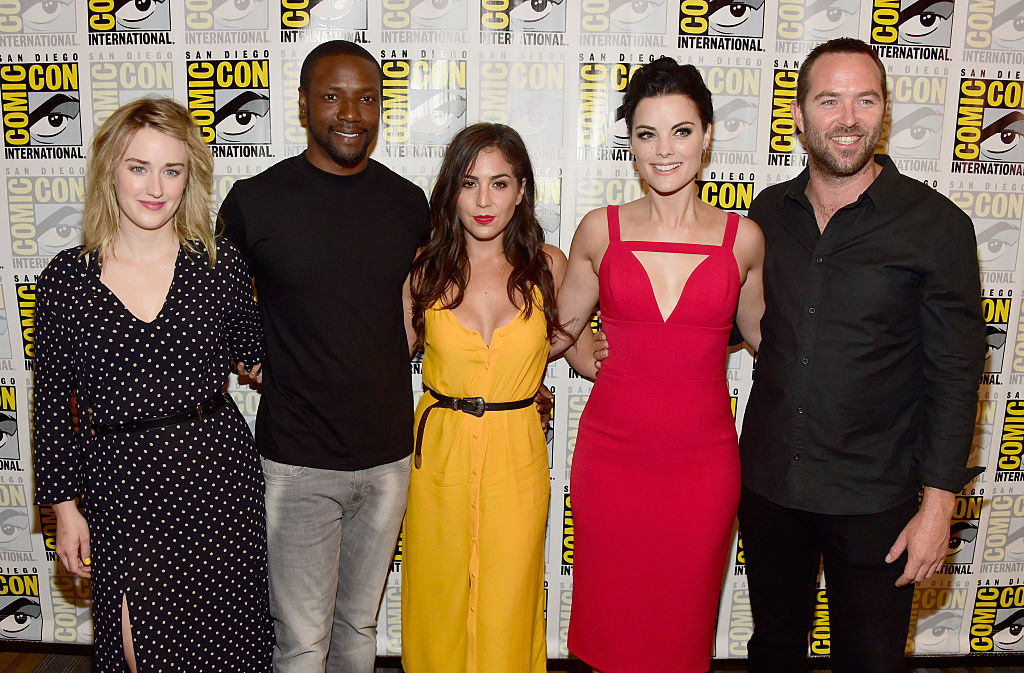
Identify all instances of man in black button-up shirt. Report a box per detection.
[737,39,985,672]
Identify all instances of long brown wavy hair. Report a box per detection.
[410,123,564,348]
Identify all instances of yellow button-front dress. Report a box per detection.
[402,290,550,673]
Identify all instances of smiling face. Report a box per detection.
[455,147,525,245]
[792,51,887,180]
[113,126,188,236]
[299,53,381,175]
[629,94,708,195]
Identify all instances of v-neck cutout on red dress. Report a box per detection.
[604,204,739,325]
[628,251,711,323]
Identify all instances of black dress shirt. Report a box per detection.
[740,155,985,515]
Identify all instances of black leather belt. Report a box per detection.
[415,387,534,468]
[93,392,230,435]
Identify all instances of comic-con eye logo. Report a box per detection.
[187,59,272,156]
[534,176,562,245]
[913,587,967,653]
[582,0,670,32]
[954,79,1024,173]
[946,496,983,565]
[186,0,270,30]
[950,189,1023,273]
[971,586,1024,651]
[414,0,467,27]
[982,296,1010,374]
[382,0,468,29]
[776,0,859,42]
[0,0,77,33]
[577,62,641,160]
[0,386,18,460]
[712,97,758,152]
[8,176,85,262]
[965,0,1024,51]
[700,67,759,154]
[482,0,566,31]
[0,575,41,641]
[381,59,467,149]
[0,507,29,550]
[91,60,175,128]
[280,0,367,29]
[679,0,765,37]
[870,0,955,47]
[915,610,962,652]
[510,0,565,30]
[1,64,81,150]
[0,484,29,550]
[478,62,565,148]
[884,75,946,160]
[88,0,171,32]
[982,493,1024,561]
[410,60,467,145]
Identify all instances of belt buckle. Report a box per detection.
[458,396,486,417]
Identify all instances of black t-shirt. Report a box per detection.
[220,154,428,470]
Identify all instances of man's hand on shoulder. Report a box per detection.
[886,487,955,586]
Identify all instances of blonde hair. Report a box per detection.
[82,97,217,265]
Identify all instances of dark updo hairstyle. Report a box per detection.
[619,57,714,134]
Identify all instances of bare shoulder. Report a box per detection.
[735,215,763,245]
[543,243,568,269]
[732,215,764,267]
[543,243,568,283]
[570,206,611,254]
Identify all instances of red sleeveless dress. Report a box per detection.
[568,205,742,672]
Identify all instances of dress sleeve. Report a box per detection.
[220,241,264,368]
[32,252,83,505]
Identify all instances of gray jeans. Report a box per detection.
[262,455,411,673]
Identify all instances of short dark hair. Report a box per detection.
[796,38,888,107]
[619,57,714,133]
[299,40,383,92]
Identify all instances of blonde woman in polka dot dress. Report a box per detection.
[32,98,272,673]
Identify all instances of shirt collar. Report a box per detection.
[783,153,899,212]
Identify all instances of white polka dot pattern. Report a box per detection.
[32,240,272,672]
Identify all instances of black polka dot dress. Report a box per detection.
[32,240,272,673]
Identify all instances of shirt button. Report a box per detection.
[794,453,801,461]
[796,406,804,414]
[801,357,809,365]
[808,306,815,314]
[816,257,823,264]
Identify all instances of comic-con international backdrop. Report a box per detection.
[0,0,1022,659]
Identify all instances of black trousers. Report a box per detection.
[737,487,918,673]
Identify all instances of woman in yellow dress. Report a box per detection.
[401,123,593,672]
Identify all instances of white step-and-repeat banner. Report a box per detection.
[0,0,1022,660]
